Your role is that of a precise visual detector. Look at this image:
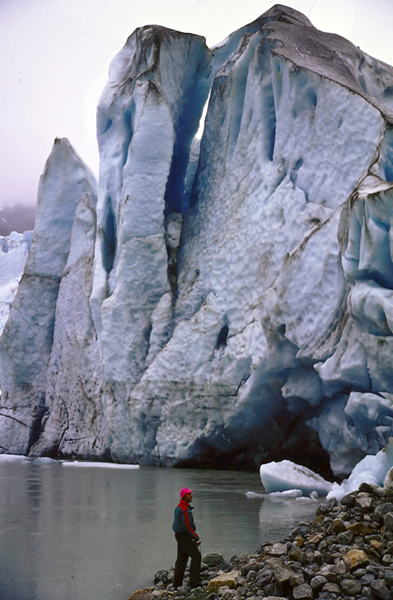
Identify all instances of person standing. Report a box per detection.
[172,487,201,589]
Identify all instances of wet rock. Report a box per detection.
[202,553,224,567]
[343,549,369,571]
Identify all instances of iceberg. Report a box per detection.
[260,460,332,497]
[327,437,393,501]
[61,460,139,469]
[0,453,28,462]
[2,6,393,476]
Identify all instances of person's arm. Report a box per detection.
[180,506,199,541]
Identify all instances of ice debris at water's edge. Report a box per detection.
[3,5,393,477]
[327,436,393,501]
[256,437,393,502]
[61,461,140,469]
[0,454,140,468]
[245,489,318,501]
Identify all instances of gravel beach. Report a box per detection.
[129,483,393,600]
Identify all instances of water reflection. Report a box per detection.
[259,496,321,543]
[0,462,321,600]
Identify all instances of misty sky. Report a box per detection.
[1,0,393,208]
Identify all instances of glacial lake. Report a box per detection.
[0,459,322,600]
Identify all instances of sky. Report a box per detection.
[1,0,393,208]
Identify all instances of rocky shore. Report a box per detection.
[128,483,393,600]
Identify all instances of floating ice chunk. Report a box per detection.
[61,461,140,469]
[268,489,303,498]
[296,491,319,502]
[327,437,393,501]
[0,454,28,462]
[245,491,265,499]
[260,459,332,497]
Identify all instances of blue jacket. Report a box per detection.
[172,499,199,540]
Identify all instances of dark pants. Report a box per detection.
[173,532,201,588]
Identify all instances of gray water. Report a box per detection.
[0,460,322,600]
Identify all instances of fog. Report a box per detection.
[1,0,392,208]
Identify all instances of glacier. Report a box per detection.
[327,437,393,501]
[0,231,31,336]
[2,5,393,477]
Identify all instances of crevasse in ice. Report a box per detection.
[2,6,393,477]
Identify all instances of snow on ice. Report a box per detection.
[2,6,393,479]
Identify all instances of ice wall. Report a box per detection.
[0,231,31,337]
[0,139,97,454]
[2,6,393,475]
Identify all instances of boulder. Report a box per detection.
[207,571,240,593]
[202,553,224,567]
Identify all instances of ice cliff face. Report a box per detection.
[2,5,393,476]
[0,231,31,336]
[0,139,98,455]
